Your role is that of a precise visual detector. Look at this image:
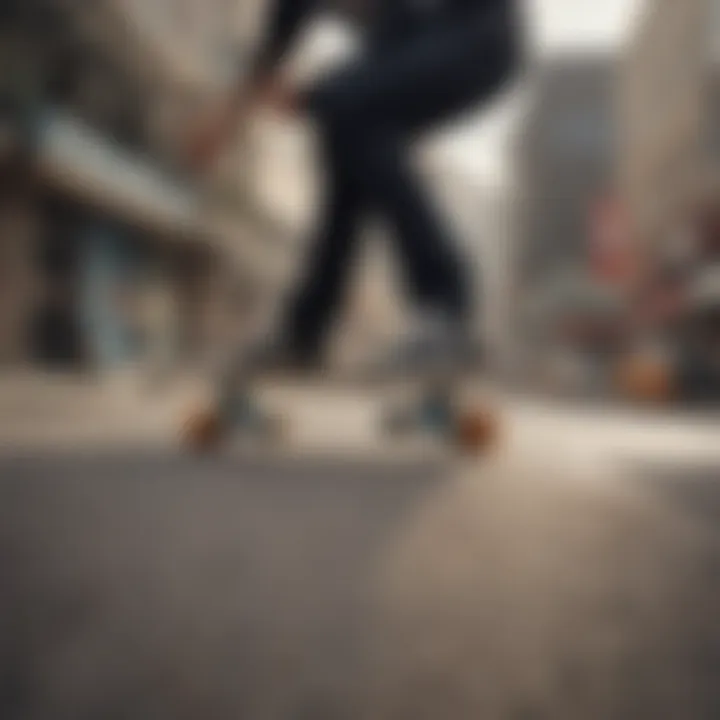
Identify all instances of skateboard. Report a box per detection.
[181,362,500,455]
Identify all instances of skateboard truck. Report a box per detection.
[181,353,498,455]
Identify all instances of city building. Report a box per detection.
[617,0,712,257]
[515,55,618,285]
[0,0,259,376]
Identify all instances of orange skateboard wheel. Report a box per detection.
[181,407,224,452]
[455,408,500,454]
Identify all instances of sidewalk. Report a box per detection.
[0,371,201,452]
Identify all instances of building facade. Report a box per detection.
[617,0,713,255]
[0,0,244,374]
[515,56,617,284]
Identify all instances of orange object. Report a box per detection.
[182,407,224,452]
[455,409,500,454]
[615,355,675,403]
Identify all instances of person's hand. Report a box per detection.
[254,74,301,117]
[186,101,245,173]
[186,74,300,172]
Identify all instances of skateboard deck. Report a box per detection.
[181,362,500,456]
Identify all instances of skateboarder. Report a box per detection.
[193,0,521,375]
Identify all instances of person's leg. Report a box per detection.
[220,128,365,383]
[305,11,518,327]
[332,128,471,321]
[279,136,366,361]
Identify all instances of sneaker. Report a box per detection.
[362,315,483,379]
[228,335,321,381]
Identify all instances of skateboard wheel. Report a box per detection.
[615,355,674,403]
[182,407,224,452]
[454,409,499,454]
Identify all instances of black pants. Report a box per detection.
[285,12,518,357]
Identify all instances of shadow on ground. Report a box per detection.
[1,452,720,719]
[0,453,441,720]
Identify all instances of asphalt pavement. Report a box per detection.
[1,440,720,719]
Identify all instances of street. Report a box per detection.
[1,397,720,719]
[2,0,718,717]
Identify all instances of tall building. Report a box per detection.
[515,55,617,283]
[618,0,713,254]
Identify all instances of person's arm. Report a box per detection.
[252,0,317,79]
[188,0,316,169]
[230,0,317,116]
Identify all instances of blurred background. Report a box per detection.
[2,0,720,411]
[4,2,720,719]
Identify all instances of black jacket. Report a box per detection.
[255,0,517,74]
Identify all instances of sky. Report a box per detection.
[529,0,647,53]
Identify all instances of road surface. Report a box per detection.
[1,403,719,719]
